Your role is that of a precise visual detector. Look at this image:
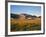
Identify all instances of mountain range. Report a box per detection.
[11,13,41,19]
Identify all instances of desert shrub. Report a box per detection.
[11,23,20,31]
[22,23,31,31]
[22,23,41,31]
[30,24,41,30]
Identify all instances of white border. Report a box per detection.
[8,2,43,35]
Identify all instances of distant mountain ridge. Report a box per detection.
[11,13,41,19]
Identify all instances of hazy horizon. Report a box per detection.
[10,5,41,16]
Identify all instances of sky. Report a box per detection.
[10,5,41,16]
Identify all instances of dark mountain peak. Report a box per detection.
[11,13,20,19]
[11,13,41,19]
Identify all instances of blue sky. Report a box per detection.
[10,5,41,16]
